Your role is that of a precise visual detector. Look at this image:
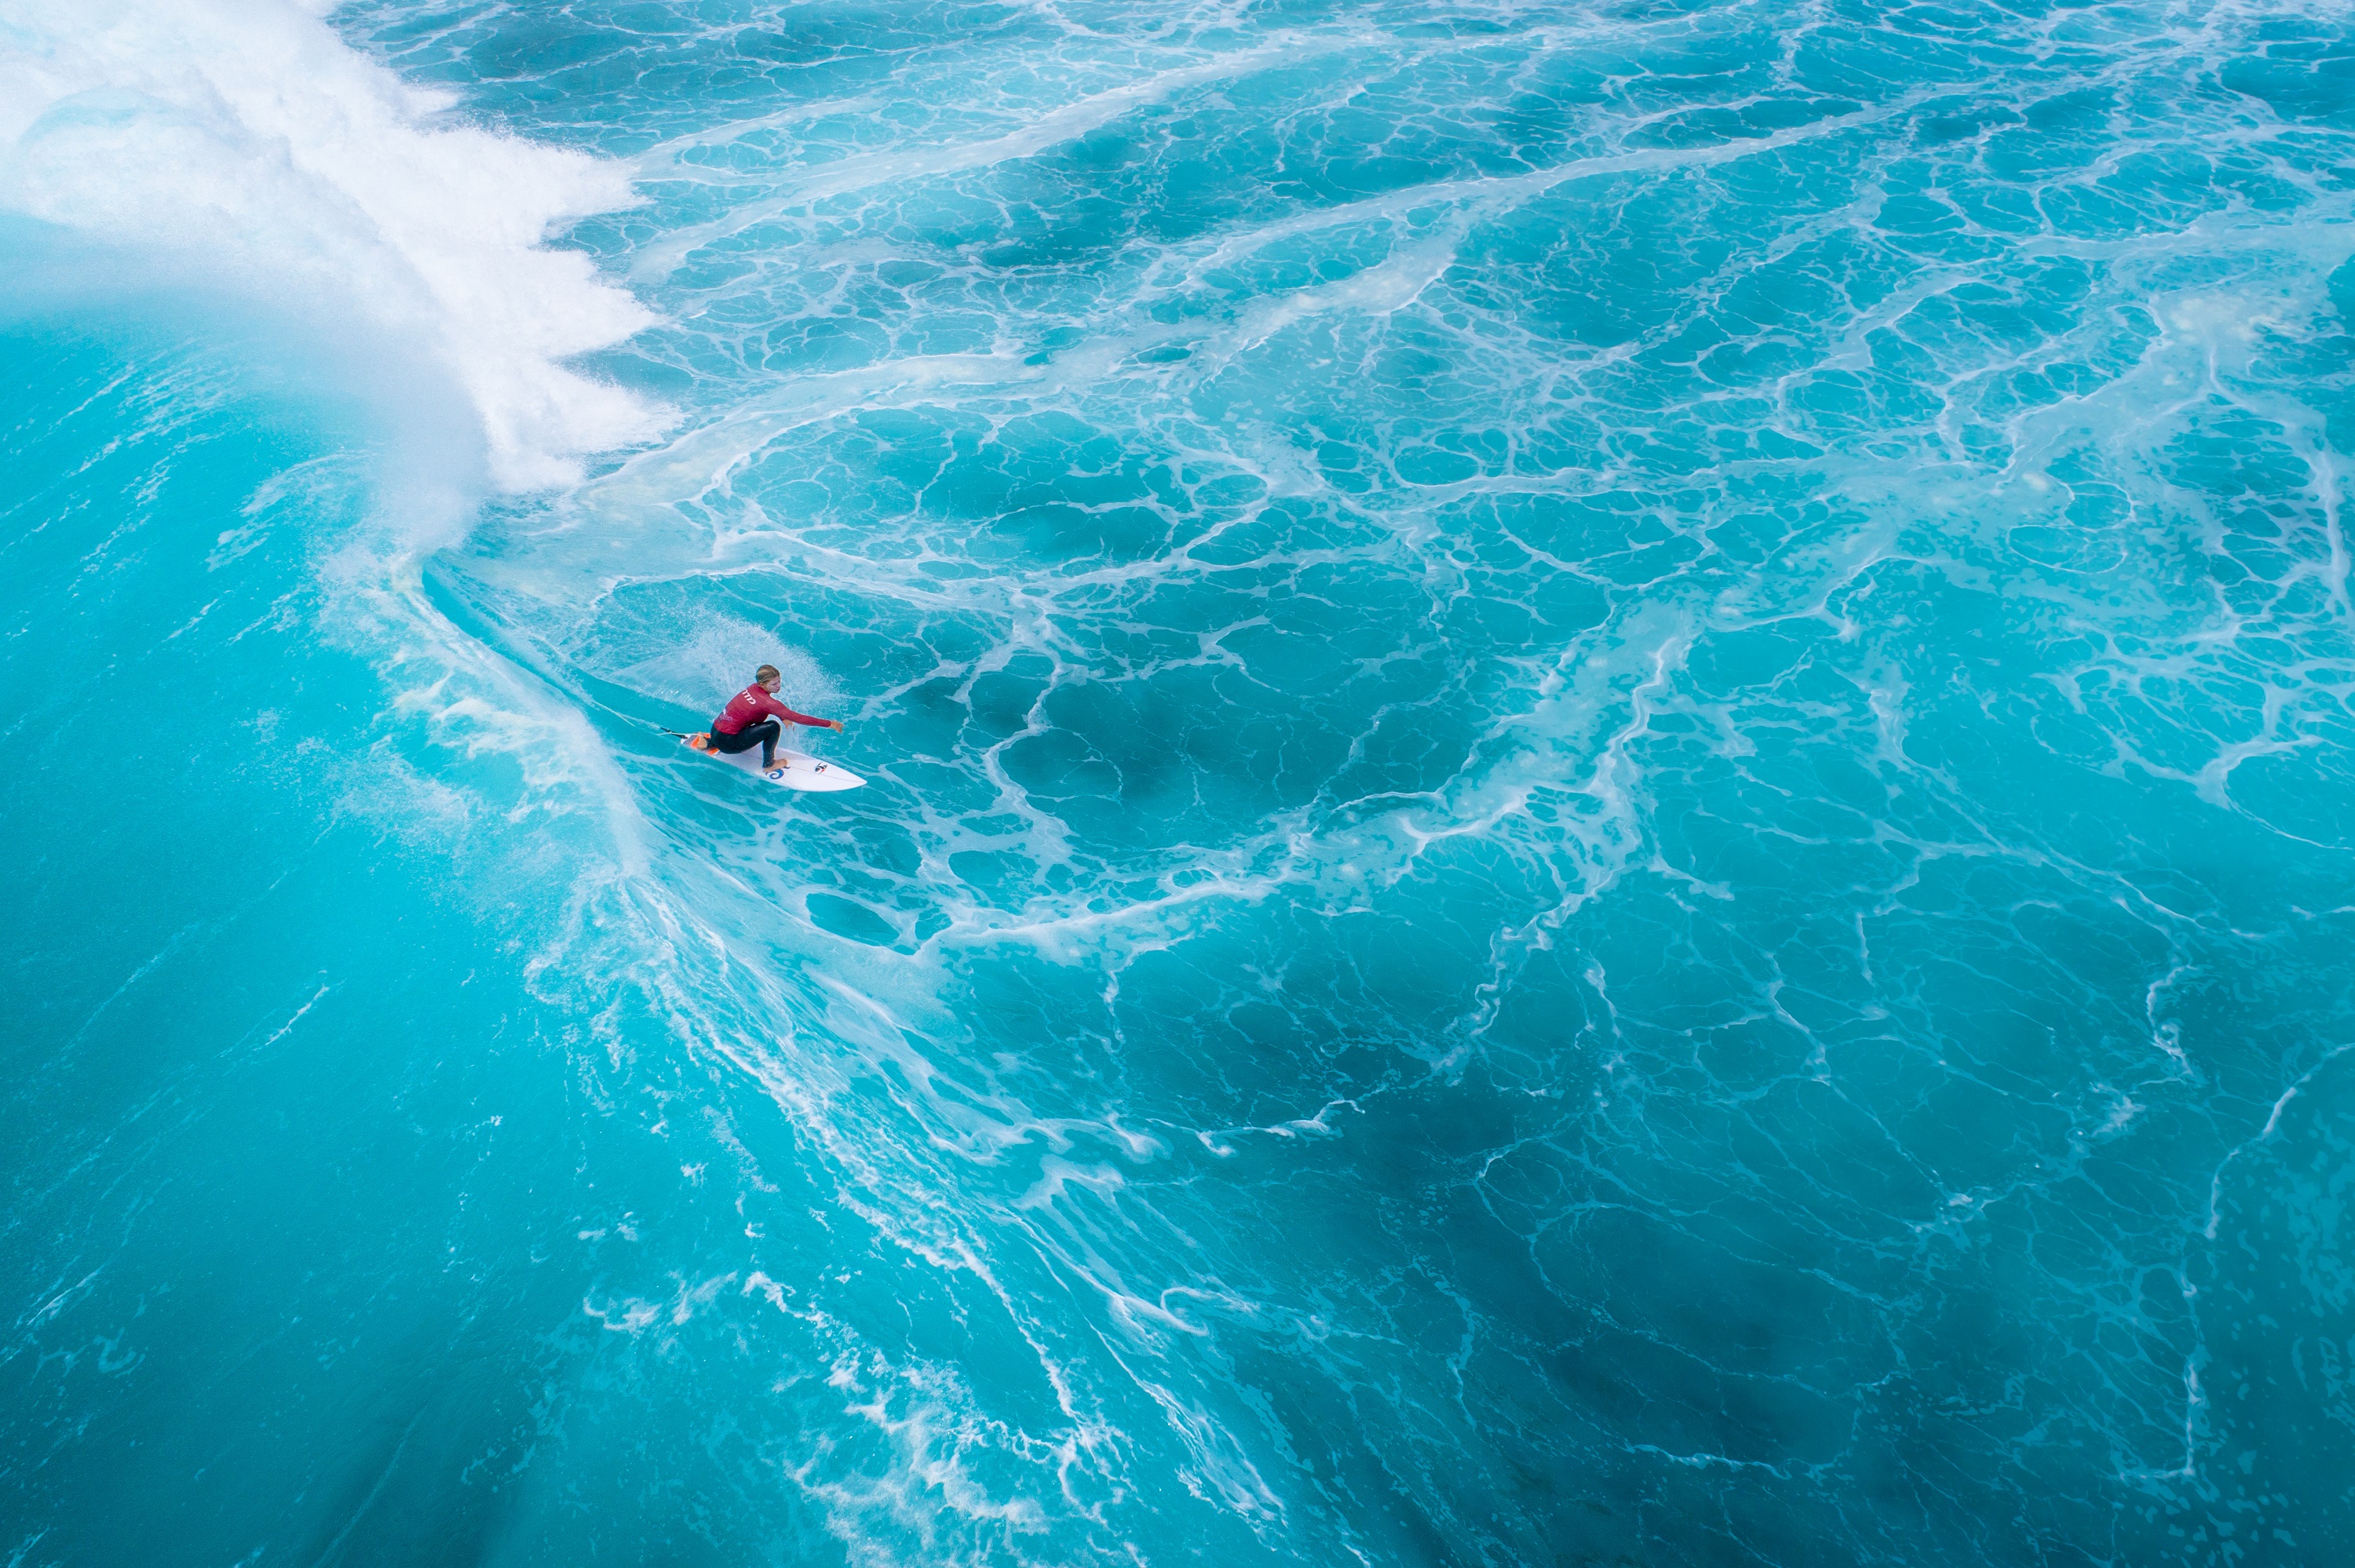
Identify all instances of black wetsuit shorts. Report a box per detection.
[708,719,781,761]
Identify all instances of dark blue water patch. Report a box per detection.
[2196,1053,2355,1559]
[2222,16,2355,130]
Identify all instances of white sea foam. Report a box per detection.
[0,0,666,490]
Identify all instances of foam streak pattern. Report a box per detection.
[4,0,2353,1563]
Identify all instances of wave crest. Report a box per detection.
[0,0,666,490]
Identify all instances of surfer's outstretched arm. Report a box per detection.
[709,662,846,767]
[765,700,840,731]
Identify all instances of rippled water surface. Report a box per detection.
[5,1,2354,1562]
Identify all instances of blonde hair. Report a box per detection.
[755,664,781,683]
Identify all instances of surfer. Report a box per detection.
[703,664,843,770]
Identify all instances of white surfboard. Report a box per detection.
[683,732,865,793]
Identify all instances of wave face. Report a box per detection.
[6,0,2354,1562]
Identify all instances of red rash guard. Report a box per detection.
[713,684,826,735]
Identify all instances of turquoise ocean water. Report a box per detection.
[5,1,2353,1562]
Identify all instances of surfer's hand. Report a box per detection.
[828,719,845,731]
